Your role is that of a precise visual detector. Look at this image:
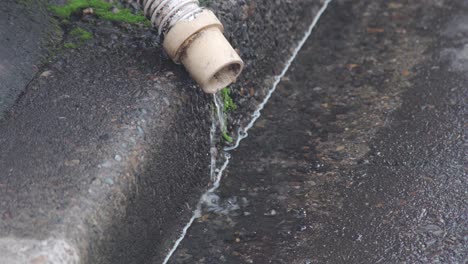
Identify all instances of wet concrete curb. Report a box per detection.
[0,0,323,263]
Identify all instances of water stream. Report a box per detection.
[162,0,332,263]
[162,94,230,264]
[213,93,227,139]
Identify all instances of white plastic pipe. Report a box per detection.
[139,0,244,94]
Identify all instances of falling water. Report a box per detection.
[210,93,227,181]
[213,94,226,135]
[162,0,332,262]
[209,110,217,181]
[162,92,229,264]
[161,153,231,264]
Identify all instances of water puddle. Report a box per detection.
[162,0,332,263]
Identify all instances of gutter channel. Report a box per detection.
[162,0,332,262]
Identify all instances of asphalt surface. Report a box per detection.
[170,0,467,263]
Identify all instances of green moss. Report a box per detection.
[49,0,108,19]
[221,87,237,113]
[211,103,234,143]
[222,131,233,143]
[218,87,237,143]
[63,42,77,49]
[61,19,71,25]
[49,0,150,25]
[70,27,93,41]
[95,8,149,25]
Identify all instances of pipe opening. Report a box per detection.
[204,62,243,94]
[160,9,244,94]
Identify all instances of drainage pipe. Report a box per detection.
[139,0,244,94]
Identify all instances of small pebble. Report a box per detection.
[83,7,94,14]
[265,209,277,216]
[115,155,122,161]
[40,70,53,78]
[104,178,114,185]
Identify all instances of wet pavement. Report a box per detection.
[170,0,467,263]
[0,0,58,118]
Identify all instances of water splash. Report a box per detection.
[162,0,332,262]
[162,152,230,264]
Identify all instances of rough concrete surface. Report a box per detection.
[171,0,467,263]
[0,0,58,118]
[0,0,324,263]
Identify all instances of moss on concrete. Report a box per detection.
[70,27,92,41]
[96,8,149,25]
[222,131,233,143]
[60,27,92,50]
[63,42,77,49]
[221,87,237,113]
[218,87,237,143]
[49,0,109,19]
[49,0,150,26]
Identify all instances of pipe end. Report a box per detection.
[163,10,244,94]
[180,27,244,94]
[199,58,243,94]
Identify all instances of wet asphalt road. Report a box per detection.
[170,0,467,263]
